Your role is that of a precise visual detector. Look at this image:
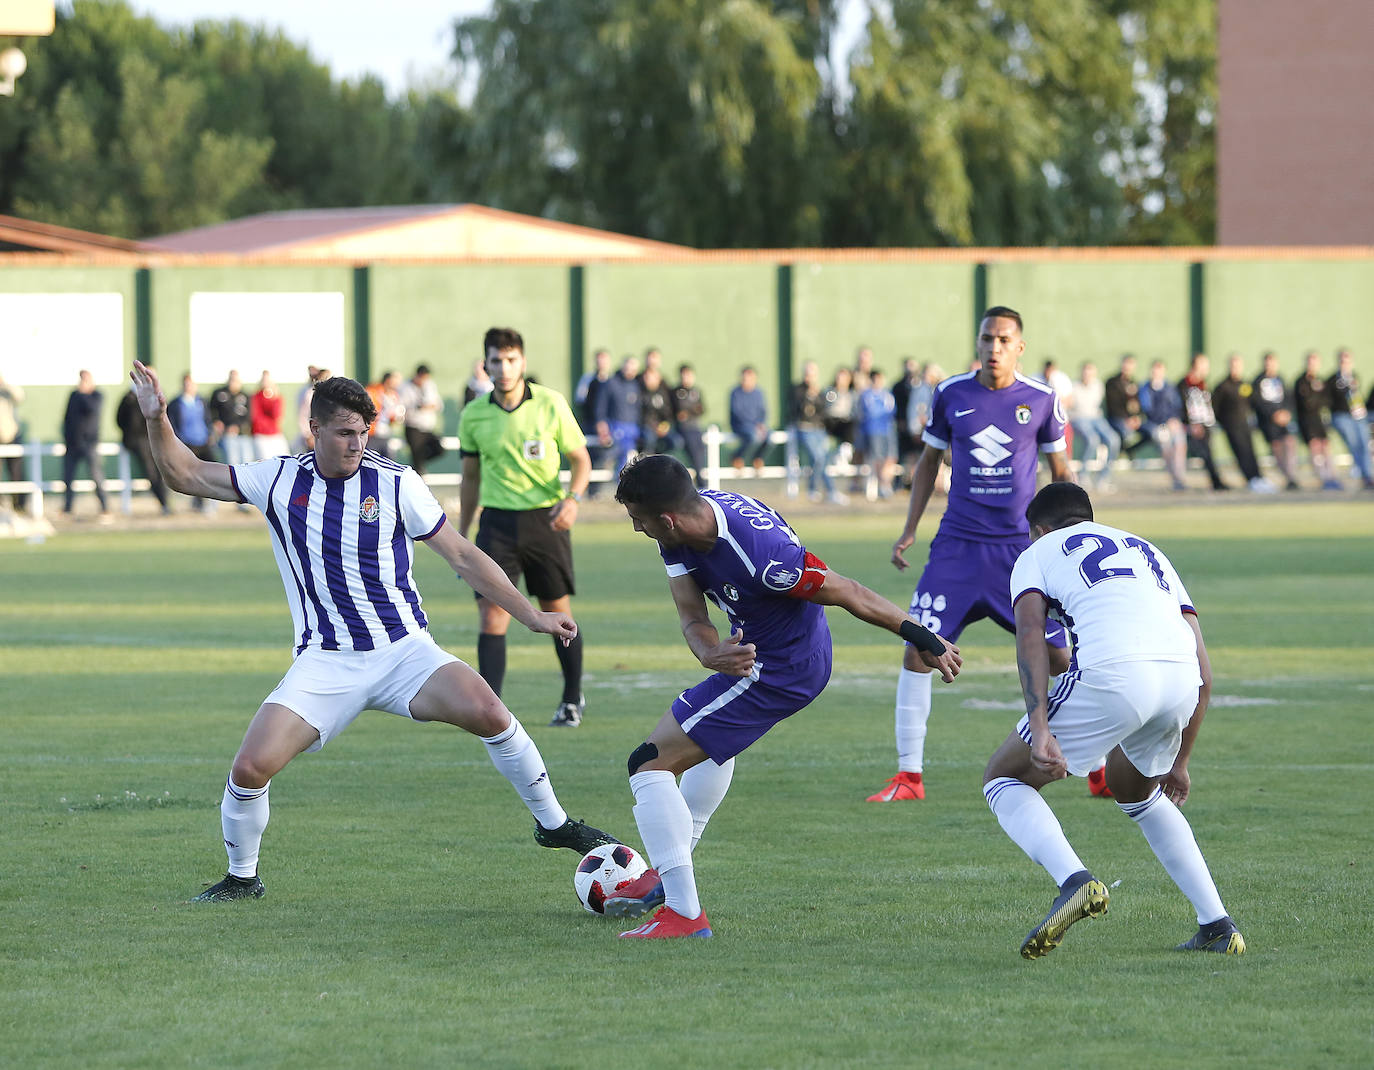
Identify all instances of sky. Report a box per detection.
[131,1,869,99]
[131,0,493,95]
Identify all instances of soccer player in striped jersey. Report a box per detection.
[985,482,1244,958]
[605,455,961,938]
[128,361,616,903]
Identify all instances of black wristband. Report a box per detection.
[899,618,945,655]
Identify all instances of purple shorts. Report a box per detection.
[671,645,833,763]
[908,535,1068,647]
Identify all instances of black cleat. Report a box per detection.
[550,694,585,727]
[1020,869,1109,959]
[533,817,618,853]
[1176,915,1246,954]
[191,873,264,902]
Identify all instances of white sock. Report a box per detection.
[221,777,270,878]
[679,757,735,850]
[1119,788,1227,924]
[984,777,1086,887]
[895,668,933,773]
[481,718,567,832]
[629,769,700,918]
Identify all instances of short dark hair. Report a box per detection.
[415,363,431,377]
[311,375,377,427]
[1026,482,1093,531]
[484,327,525,355]
[981,306,1023,333]
[615,454,700,513]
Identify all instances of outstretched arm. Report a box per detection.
[892,445,941,570]
[1162,611,1211,806]
[129,361,238,502]
[424,520,576,642]
[810,568,961,682]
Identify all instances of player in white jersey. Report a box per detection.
[129,362,617,902]
[983,482,1244,958]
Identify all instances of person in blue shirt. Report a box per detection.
[167,374,217,512]
[728,365,770,471]
[858,367,898,498]
[1139,360,1189,491]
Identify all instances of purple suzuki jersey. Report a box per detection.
[922,371,1067,541]
[659,490,830,659]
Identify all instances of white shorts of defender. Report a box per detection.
[265,631,461,751]
[1016,660,1202,778]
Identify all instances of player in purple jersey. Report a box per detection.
[872,307,1077,803]
[603,456,962,938]
[129,362,617,903]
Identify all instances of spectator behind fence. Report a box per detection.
[0,371,25,511]
[671,363,708,489]
[62,370,109,520]
[1104,354,1147,458]
[1179,354,1229,492]
[116,387,172,514]
[1250,351,1302,491]
[250,371,289,459]
[858,367,898,498]
[729,365,770,471]
[892,357,923,488]
[366,371,406,460]
[1294,350,1341,490]
[575,348,613,493]
[210,370,252,468]
[464,358,494,405]
[639,364,675,455]
[909,362,942,441]
[790,360,842,503]
[1139,360,1189,492]
[168,374,219,512]
[823,366,858,472]
[1326,349,1374,489]
[400,364,446,476]
[1067,361,1120,490]
[1212,354,1274,493]
[595,355,642,476]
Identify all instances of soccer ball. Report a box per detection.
[574,843,648,915]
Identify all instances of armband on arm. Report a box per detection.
[899,618,946,655]
[782,551,829,600]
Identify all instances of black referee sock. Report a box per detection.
[553,631,583,704]
[477,633,507,698]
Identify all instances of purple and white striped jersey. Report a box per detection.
[922,372,1067,542]
[230,449,446,655]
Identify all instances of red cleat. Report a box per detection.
[866,771,924,801]
[619,905,712,939]
[601,868,665,919]
[1087,766,1113,798]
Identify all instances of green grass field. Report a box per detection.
[3,499,1372,1068]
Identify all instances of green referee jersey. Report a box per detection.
[457,382,586,511]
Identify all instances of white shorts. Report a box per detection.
[265,630,460,751]
[1016,660,1202,778]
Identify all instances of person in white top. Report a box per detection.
[1066,361,1120,488]
[128,361,618,903]
[982,481,1244,959]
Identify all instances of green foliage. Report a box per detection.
[0,500,1370,1066]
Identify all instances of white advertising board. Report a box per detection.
[0,293,126,385]
[188,291,345,386]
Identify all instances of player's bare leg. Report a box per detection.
[193,703,319,902]
[612,712,714,937]
[982,732,1108,957]
[1104,747,1242,953]
[410,661,613,854]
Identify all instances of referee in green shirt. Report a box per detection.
[458,327,593,726]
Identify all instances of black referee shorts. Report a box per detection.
[474,506,576,602]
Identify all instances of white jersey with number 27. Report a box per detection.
[1010,521,1197,670]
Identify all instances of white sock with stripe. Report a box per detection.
[629,769,701,918]
[221,777,270,878]
[984,776,1086,886]
[481,718,567,832]
[1119,788,1227,924]
[895,668,932,773]
[679,757,735,850]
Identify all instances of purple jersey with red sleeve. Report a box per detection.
[659,490,831,660]
[922,372,1067,542]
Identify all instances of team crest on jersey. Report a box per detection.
[523,439,546,461]
[359,495,381,523]
[722,582,740,601]
[1015,404,1032,425]
[761,559,800,591]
